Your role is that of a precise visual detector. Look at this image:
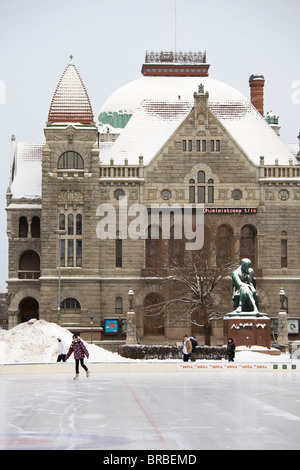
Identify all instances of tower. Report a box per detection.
[40,57,100,325]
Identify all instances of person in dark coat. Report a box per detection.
[227,337,236,362]
[66,334,90,380]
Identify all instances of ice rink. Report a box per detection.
[0,363,300,450]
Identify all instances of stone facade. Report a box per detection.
[5,54,300,344]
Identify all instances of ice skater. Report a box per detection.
[57,337,67,362]
[227,337,236,362]
[66,333,89,380]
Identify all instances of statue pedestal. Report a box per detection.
[224,313,270,348]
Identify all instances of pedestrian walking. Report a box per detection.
[57,337,67,362]
[66,333,90,380]
[189,336,198,362]
[227,337,236,362]
[182,334,192,362]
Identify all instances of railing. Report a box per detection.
[18,271,40,279]
[263,166,300,178]
[100,166,141,178]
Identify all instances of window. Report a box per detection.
[19,217,28,238]
[31,217,40,238]
[116,232,122,267]
[60,298,81,313]
[182,140,187,151]
[240,225,257,267]
[188,140,192,152]
[146,225,162,268]
[210,140,220,152]
[281,231,287,268]
[189,172,214,203]
[18,250,40,279]
[58,151,84,169]
[115,297,123,315]
[216,225,233,266]
[58,211,83,267]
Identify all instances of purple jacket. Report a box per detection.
[66,339,89,360]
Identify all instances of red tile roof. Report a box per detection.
[48,59,94,124]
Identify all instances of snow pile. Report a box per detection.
[0,319,129,364]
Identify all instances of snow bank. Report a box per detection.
[0,319,129,364]
[0,319,292,364]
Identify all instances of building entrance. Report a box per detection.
[20,297,39,323]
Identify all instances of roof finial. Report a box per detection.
[69,55,74,64]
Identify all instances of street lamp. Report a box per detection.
[54,229,66,325]
[279,287,288,312]
[128,288,134,311]
[126,288,137,344]
[90,313,94,343]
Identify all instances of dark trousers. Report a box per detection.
[57,354,66,362]
[183,353,190,362]
[75,358,88,373]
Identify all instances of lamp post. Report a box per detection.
[277,287,289,350]
[54,229,66,325]
[90,313,94,343]
[126,288,137,344]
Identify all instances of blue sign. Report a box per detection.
[105,319,118,333]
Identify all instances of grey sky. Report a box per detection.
[0,0,299,291]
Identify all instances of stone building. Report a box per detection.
[5,52,300,344]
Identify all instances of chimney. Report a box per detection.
[249,74,265,116]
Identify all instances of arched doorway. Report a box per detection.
[143,293,165,336]
[19,297,39,323]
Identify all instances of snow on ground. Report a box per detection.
[0,319,293,364]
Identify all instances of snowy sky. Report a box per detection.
[0,0,299,292]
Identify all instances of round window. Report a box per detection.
[232,189,242,200]
[114,189,125,200]
[161,189,172,200]
[278,189,289,201]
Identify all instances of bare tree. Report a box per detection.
[143,220,237,345]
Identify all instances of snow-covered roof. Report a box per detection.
[99,99,191,165]
[98,76,294,166]
[48,58,94,125]
[10,142,43,199]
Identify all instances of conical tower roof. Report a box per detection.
[48,56,94,124]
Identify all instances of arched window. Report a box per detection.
[19,250,40,279]
[31,216,40,238]
[240,225,257,267]
[60,298,81,313]
[189,172,214,203]
[115,297,123,315]
[146,225,162,268]
[58,151,84,169]
[169,225,184,266]
[216,225,233,266]
[19,217,28,238]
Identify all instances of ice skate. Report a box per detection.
[73,373,79,380]
[86,370,89,378]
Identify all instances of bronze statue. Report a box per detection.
[232,258,259,313]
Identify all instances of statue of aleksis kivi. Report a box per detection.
[232,258,259,314]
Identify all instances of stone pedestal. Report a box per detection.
[224,313,270,348]
[277,310,289,350]
[126,311,137,344]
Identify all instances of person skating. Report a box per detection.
[66,333,90,380]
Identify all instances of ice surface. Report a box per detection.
[0,370,300,450]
